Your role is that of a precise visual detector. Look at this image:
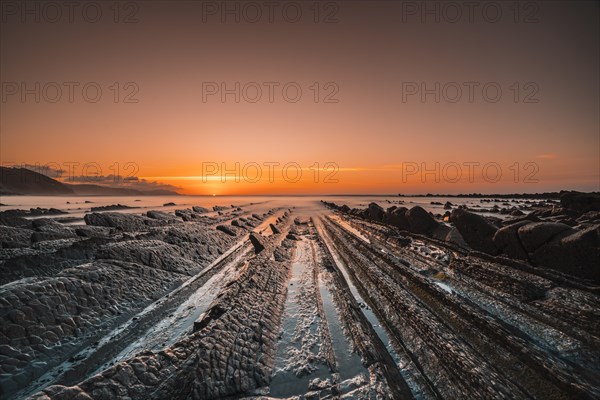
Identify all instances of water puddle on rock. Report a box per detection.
[95,246,251,373]
[269,232,374,398]
[317,270,366,381]
[269,238,332,397]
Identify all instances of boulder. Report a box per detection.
[531,224,600,283]
[390,207,410,230]
[286,233,299,240]
[366,203,384,221]
[444,227,469,248]
[192,206,210,214]
[249,233,266,253]
[84,212,162,232]
[216,225,237,236]
[382,206,397,223]
[146,210,173,220]
[560,191,600,213]
[90,204,133,212]
[30,218,58,228]
[388,207,410,230]
[430,224,451,241]
[517,222,572,253]
[493,221,530,260]
[406,206,438,234]
[175,209,193,221]
[269,224,281,234]
[450,209,498,254]
[231,219,242,227]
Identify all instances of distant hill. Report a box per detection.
[0,167,179,196]
[0,167,74,195]
[66,184,178,196]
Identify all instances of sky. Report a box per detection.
[1,0,599,195]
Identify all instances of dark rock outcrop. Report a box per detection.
[146,210,174,221]
[450,209,499,255]
[0,226,32,248]
[366,203,385,221]
[493,221,530,260]
[406,206,438,234]
[387,207,410,230]
[84,212,165,232]
[444,227,469,248]
[231,219,242,227]
[74,226,112,238]
[270,223,281,234]
[175,209,195,221]
[98,240,202,275]
[517,222,572,253]
[31,223,77,243]
[0,215,30,228]
[34,239,291,400]
[560,191,600,214]
[216,225,237,236]
[249,233,266,253]
[529,224,600,282]
[0,260,178,397]
[90,204,134,212]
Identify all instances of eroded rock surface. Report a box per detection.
[32,220,294,400]
[0,205,267,398]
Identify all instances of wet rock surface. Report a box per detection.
[324,197,600,283]
[1,198,598,399]
[31,213,294,400]
[317,211,600,399]
[0,203,276,399]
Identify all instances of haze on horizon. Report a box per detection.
[1,0,598,195]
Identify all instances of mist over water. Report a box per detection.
[0,195,529,222]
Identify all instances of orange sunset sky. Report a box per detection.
[1,1,598,195]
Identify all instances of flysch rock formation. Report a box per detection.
[1,195,598,400]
